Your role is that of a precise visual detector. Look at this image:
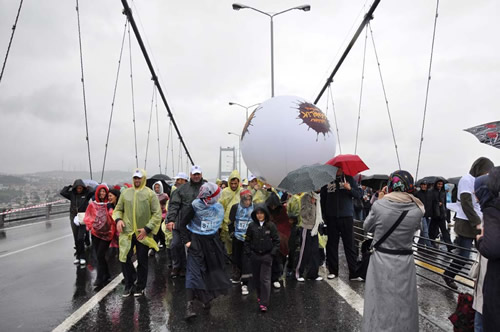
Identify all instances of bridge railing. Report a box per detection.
[0,200,70,226]
[353,220,475,294]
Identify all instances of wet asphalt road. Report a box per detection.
[0,215,461,331]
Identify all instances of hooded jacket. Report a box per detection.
[219,170,241,233]
[152,181,169,202]
[60,179,93,220]
[320,174,363,218]
[455,157,494,238]
[287,193,305,226]
[84,184,116,241]
[414,187,434,218]
[112,169,162,262]
[244,204,280,256]
[431,182,447,219]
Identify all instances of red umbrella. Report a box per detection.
[325,154,369,177]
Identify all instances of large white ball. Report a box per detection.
[240,95,336,187]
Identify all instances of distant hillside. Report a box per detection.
[29,170,132,185]
[0,174,27,185]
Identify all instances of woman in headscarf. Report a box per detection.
[83,184,116,289]
[180,182,231,320]
[476,167,500,332]
[362,170,423,332]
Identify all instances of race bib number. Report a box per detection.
[238,219,251,231]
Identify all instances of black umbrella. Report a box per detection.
[447,177,461,186]
[277,164,338,194]
[361,174,389,190]
[416,176,447,186]
[146,174,172,196]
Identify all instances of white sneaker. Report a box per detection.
[327,274,336,279]
[349,277,364,281]
[273,281,281,289]
[148,249,155,257]
[315,276,323,281]
[79,259,86,265]
[73,259,80,265]
[297,277,305,282]
[241,285,249,295]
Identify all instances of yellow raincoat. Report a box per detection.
[252,179,279,204]
[112,169,162,262]
[218,170,241,254]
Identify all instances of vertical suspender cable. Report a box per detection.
[127,21,139,168]
[75,0,93,180]
[368,22,401,169]
[155,87,162,174]
[328,84,343,154]
[0,0,24,84]
[416,0,440,180]
[144,84,155,170]
[354,26,368,154]
[101,19,128,183]
[164,120,172,175]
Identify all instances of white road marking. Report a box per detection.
[0,234,72,259]
[322,271,364,315]
[52,262,137,332]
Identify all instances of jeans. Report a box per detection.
[444,235,474,279]
[171,229,186,270]
[417,217,432,248]
[474,311,483,332]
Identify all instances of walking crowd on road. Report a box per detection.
[59,155,499,332]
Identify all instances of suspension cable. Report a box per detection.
[127,21,139,168]
[354,26,368,154]
[170,123,175,176]
[328,84,343,154]
[177,141,182,173]
[164,119,172,175]
[368,22,401,169]
[416,0,440,180]
[155,87,162,174]
[101,18,128,183]
[75,0,93,180]
[144,83,155,170]
[0,0,24,84]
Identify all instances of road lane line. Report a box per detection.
[1,217,66,231]
[52,262,137,332]
[0,234,72,259]
[322,271,364,315]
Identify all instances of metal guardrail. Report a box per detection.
[0,201,70,226]
[353,220,476,294]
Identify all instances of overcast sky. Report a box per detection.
[0,0,498,182]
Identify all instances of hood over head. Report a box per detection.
[475,175,493,209]
[228,169,241,188]
[469,157,494,177]
[251,203,271,223]
[265,192,282,214]
[73,179,86,190]
[95,184,109,203]
[152,181,164,195]
[488,166,500,198]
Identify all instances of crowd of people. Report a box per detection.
[59,157,500,332]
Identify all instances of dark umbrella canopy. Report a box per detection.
[325,154,369,177]
[361,174,389,190]
[464,121,500,149]
[277,164,338,194]
[416,176,447,186]
[146,177,171,196]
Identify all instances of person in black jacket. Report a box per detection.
[429,180,453,251]
[320,167,363,280]
[414,181,434,250]
[60,179,94,265]
[244,204,280,312]
[476,167,500,332]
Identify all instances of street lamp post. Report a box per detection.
[228,132,242,177]
[228,102,259,179]
[232,3,311,98]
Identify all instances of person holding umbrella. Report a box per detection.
[320,166,363,280]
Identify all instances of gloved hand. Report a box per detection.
[73,216,80,226]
